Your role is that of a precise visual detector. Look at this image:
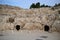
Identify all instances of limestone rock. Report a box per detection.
[0,4,60,32]
[52,20,60,32]
[23,23,43,30]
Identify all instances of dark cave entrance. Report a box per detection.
[44,25,49,31]
[16,25,20,31]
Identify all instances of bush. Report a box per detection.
[9,18,14,23]
[51,7,55,10]
[58,10,60,14]
[30,2,40,9]
[30,2,51,9]
[36,2,40,8]
[30,3,36,9]
[0,7,2,9]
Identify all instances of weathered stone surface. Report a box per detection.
[52,20,60,32]
[0,4,60,32]
[23,23,43,30]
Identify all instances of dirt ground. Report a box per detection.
[0,30,60,40]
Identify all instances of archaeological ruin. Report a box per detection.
[0,4,60,32]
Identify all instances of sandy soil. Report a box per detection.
[0,30,60,40]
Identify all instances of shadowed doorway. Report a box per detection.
[16,25,20,31]
[44,25,49,31]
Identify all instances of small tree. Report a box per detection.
[54,3,60,7]
[30,3,36,9]
[40,4,45,7]
[30,2,40,9]
[36,2,40,8]
[54,4,58,7]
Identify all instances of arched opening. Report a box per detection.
[15,25,20,31]
[44,25,49,31]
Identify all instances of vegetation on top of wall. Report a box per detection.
[30,2,60,9]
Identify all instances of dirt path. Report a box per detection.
[0,30,60,40]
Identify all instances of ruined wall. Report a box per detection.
[0,5,60,32]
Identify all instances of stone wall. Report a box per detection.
[0,5,60,32]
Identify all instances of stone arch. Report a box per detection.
[44,25,50,31]
[15,25,20,31]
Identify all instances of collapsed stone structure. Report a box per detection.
[0,4,60,32]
